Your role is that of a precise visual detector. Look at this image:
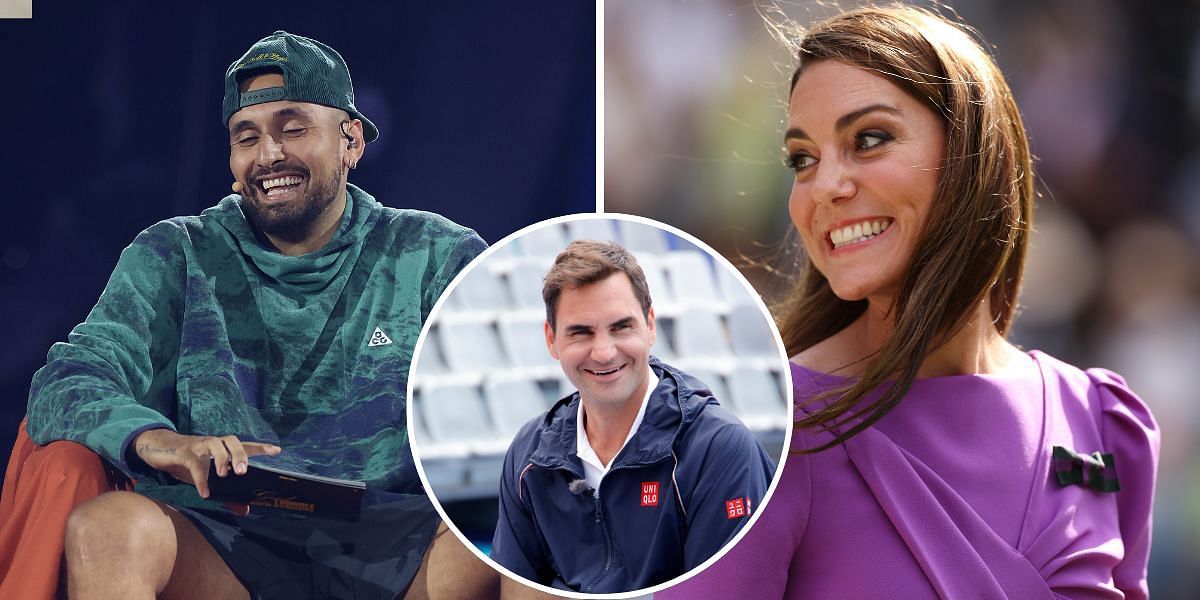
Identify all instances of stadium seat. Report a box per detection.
[672,306,732,360]
[484,375,552,437]
[506,257,555,311]
[566,219,618,243]
[725,365,789,430]
[497,313,558,370]
[438,317,509,374]
[451,263,511,313]
[420,382,504,449]
[517,224,569,258]
[728,303,782,358]
[664,250,722,307]
[715,261,756,305]
[413,326,448,376]
[638,255,675,310]
[618,220,670,255]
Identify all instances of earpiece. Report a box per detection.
[341,121,359,149]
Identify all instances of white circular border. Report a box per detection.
[406,212,795,599]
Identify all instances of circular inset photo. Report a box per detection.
[408,214,791,597]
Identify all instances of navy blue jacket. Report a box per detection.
[491,358,775,593]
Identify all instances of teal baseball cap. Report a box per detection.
[222,31,379,143]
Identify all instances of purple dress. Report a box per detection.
[658,351,1158,599]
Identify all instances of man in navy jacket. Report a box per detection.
[491,239,775,594]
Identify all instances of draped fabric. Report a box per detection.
[657,351,1158,599]
[0,419,126,599]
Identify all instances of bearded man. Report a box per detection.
[8,31,497,600]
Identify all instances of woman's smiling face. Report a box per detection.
[785,59,946,303]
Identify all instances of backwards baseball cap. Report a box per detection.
[222,31,379,143]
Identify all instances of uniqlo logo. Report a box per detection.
[641,481,659,507]
[725,497,747,519]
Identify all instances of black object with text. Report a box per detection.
[206,460,366,521]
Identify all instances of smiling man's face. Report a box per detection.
[545,272,656,411]
[227,72,351,244]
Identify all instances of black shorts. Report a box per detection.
[178,493,439,600]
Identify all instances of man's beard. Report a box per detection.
[241,162,343,244]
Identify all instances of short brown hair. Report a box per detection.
[543,239,653,332]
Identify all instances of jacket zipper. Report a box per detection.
[584,493,614,593]
[581,458,671,592]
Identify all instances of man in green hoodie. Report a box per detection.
[23,31,498,600]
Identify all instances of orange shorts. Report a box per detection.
[0,418,125,599]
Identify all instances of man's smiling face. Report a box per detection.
[545,272,656,410]
[227,72,350,244]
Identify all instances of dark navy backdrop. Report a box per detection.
[0,2,596,472]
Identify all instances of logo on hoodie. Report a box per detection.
[367,326,393,347]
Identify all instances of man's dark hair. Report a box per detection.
[543,239,653,332]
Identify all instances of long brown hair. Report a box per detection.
[777,5,1034,452]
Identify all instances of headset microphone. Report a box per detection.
[232,181,244,193]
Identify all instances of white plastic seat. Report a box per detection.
[507,257,555,311]
[618,220,670,255]
[439,317,509,373]
[716,262,758,306]
[725,366,789,429]
[518,224,569,258]
[484,375,552,437]
[673,306,732,359]
[638,254,675,309]
[421,382,497,444]
[452,263,511,312]
[728,303,781,358]
[497,313,558,369]
[664,250,721,306]
[413,325,448,376]
[566,219,618,243]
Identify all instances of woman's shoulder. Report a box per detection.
[1032,351,1159,449]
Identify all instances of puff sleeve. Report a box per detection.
[1089,368,1160,600]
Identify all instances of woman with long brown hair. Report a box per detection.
[660,5,1159,598]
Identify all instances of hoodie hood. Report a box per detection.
[204,183,381,293]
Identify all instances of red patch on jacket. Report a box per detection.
[641,481,659,507]
[725,497,748,519]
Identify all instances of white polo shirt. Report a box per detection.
[575,367,658,495]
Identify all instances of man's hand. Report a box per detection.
[133,429,282,499]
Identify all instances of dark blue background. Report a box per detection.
[0,2,596,471]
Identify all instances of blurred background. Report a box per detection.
[409,216,789,556]
[0,1,594,479]
[606,0,1200,596]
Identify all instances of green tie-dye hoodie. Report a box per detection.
[27,185,484,510]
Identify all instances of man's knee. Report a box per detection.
[422,523,500,600]
[64,491,175,568]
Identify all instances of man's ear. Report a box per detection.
[646,306,656,347]
[544,321,559,360]
[342,118,366,165]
